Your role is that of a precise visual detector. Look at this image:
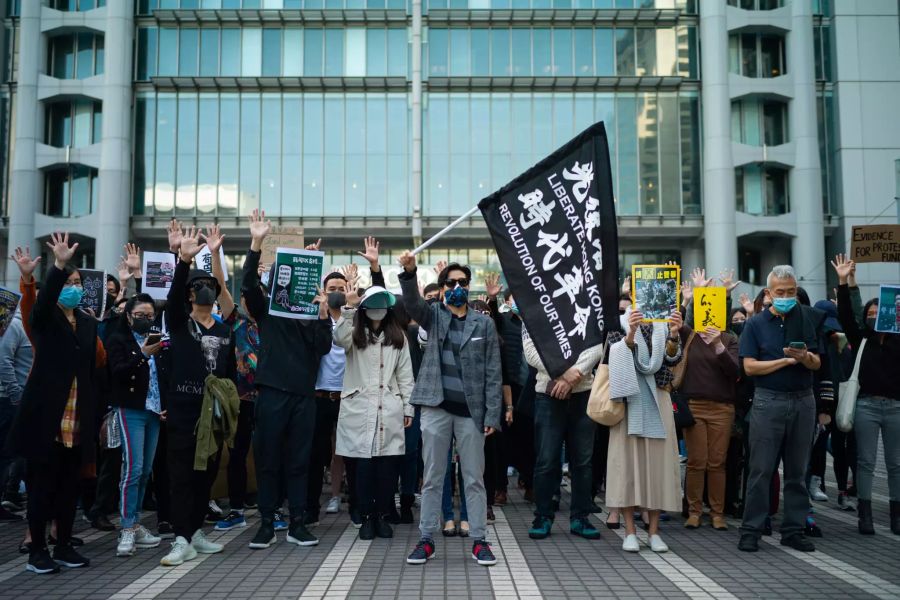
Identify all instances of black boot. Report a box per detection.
[359,516,376,540]
[400,494,415,524]
[857,499,875,535]
[890,501,900,535]
[375,515,394,539]
[386,503,402,525]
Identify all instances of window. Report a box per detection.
[727,0,782,9]
[45,166,97,217]
[738,247,762,286]
[813,25,832,81]
[48,33,104,79]
[731,99,788,146]
[51,0,105,10]
[45,101,102,148]
[729,33,786,78]
[735,165,789,215]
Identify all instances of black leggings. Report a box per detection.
[27,443,81,551]
[354,456,401,518]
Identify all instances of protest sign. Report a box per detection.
[143,251,177,301]
[261,226,305,268]
[78,269,107,317]
[693,287,727,331]
[195,245,228,281]
[0,287,21,338]
[268,247,325,320]
[875,284,900,334]
[479,121,619,379]
[850,225,900,264]
[632,265,680,322]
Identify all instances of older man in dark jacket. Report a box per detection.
[397,251,502,568]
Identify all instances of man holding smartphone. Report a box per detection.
[737,265,821,553]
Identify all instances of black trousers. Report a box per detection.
[255,387,316,521]
[152,423,172,523]
[307,395,341,518]
[355,456,401,518]
[87,446,122,519]
[484,431,501,506]
[341,457,360,515]
[592,424,610,496]
[27,443,81,551]
[228,400,256,509]
[167,421,217,542]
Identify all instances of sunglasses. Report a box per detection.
[191,280,216,291]
[444,278,469,288]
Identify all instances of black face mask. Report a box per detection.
[618,308,627,316]
[866,317,877,330]
[106,293,117,309]
[731,322,744,336]
[426,297,439,305]
[327,292,346,310]
[131,317,154,335]
[193,286,217,306]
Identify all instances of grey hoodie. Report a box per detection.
[0,312,33,405]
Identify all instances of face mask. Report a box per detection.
[510,303,520,316]
[444,287,469,308]
[772,297,797,314]
[106,293,117,309]
[366,308,387,321]
[131,317,154,335]
[619,306,632,331]
[731,322,744,336]
[866,317,877,330]
[327,292,346,310]
[58,286,83,309]
[193,286,217,306]
[426,297,440,306]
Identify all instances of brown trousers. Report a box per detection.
[684,399,735,518]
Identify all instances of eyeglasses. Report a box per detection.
[64,280,82,287]
[131,312,154,320]
[444,278,469,288]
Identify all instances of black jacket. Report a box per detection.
[8,265,100,463]
[105,327,153,411]
[242,250,333,396]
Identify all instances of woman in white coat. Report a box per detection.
[335,285,414,541]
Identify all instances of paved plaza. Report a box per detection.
[0,450,897,600]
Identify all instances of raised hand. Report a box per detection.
[117,259,132,283]
[739,293,754,314]
[621,275,632,295]
[434,259,447,277]
[691,267,713,289]
[830,253,854,285]
[340,263,360,288]
[312,287,329,319]
[718,268,741,293]
[345,279,362,307]
[11,246,41,281]
[167,219,184,253]
[399,250,417,273]
[179,226,205,261]
[249,209,271,241]
[681,281,693,305]
[46,232,78,267]
[358,236,380,267]
[124,243,142,273]
[484,272,503,298]
[305,238,322,252]
[204,224,226,253]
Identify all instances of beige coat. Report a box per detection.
[334,307,415,459]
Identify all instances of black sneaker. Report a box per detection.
[406,539,435,565]
[375,516,393,539]
[286,518,319,547]
[472,539,497,566]
[359,517,376,540]
[52,544,90,568]
[738,534,759,552]
[780,533,815,552]
[27,548,59,574]
[0,506,23,521]
[157,521,175,539]
[90,515,115,532]
[249,520,276,550]
[386,505,402,525]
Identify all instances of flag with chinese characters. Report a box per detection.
[693,287,727,332]
[478,122,619,379]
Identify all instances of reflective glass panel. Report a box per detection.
[615,28,635,76]
[595,28,614,76]
[387,28,407,77]
[158,29,178,76]
[304,29,323,76]
[491,29,510,76]
[283,29,303,76]
[221,29,241,76]
[552,29,572,76]
[262,29,281,76]
[242,29,262,77]
[179,29,198,76]
[200,29,219,76]
[365,28,385,76]
[429,28,448,76]
[324,29,344,76]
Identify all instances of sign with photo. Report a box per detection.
[78,269,107,317]
[268,247,325,320]
[143,251,177,301]
[693,287,726,332]
[632,265,680,322]
[0,287,21,338]
[874,284,900,333]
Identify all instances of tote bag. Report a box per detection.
[587,343,624,426]
[837,338,867,433]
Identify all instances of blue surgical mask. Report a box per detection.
[59,286,84,309]
[772,297,797,314]
[444,287,469,308]
[510,303,520,316]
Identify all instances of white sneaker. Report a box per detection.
[191,529,224,554]
[325,496,341,514]
[837,492,857,511]
[116,530,136,557]
[809,476,828,502]
[649,534,669,553]
[134,525,162,548]
[160,537,198,566]
[622,534,640,553]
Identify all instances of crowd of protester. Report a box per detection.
[0,217,897,576]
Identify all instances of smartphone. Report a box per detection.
[788,341,807,350]
[146,334,163,346]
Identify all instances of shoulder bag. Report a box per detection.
[837,338,867,433]
[587,343,623,427]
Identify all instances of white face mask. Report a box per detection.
[366,308,388,322]
[619,306,632,331]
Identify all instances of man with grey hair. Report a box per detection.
[737,265,822,553]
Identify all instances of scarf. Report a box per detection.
[608,322,668,439]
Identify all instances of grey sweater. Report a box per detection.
[0,313,33,405]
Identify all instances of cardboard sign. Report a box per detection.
[143,251,177,301]
[78,269,107,317]
[268,247,324,320]
[0,287,21,338]
[261,226,305,268]
[874,284,900,334]
[632,264,680,322]
[693,287,727,332]
[850,225,900,263]
[195,245,228,281]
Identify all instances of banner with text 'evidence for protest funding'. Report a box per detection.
[479,121,619,379]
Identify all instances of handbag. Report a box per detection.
[671,393,696,429]
[837,338,867,432]
[587,343,624,426]
[100,410,122,450]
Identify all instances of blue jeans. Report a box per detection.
[400,407,421,496]
[854,395,900,502]
[442,444,468,522]
[533,391,594,520]
[118,408,161,529]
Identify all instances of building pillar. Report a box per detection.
[5,0,45,288]
[788,0,826,300]
[699,0,738,278]
[94,1,134,272]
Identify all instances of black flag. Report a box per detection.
[479,122,619,379]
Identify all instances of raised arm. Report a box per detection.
[166,226,205,330]
[205,224,235,319]
[397,250,431,330]
[33,233,79,331]
[832,254,864,347]
[242,209,272,322]
[357,236,386,288]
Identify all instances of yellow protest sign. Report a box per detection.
[694,287,727,331]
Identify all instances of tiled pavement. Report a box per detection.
[0,449,896,599]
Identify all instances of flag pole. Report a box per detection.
[410,204,481,256]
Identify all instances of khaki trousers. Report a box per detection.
[684,400,735,518]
